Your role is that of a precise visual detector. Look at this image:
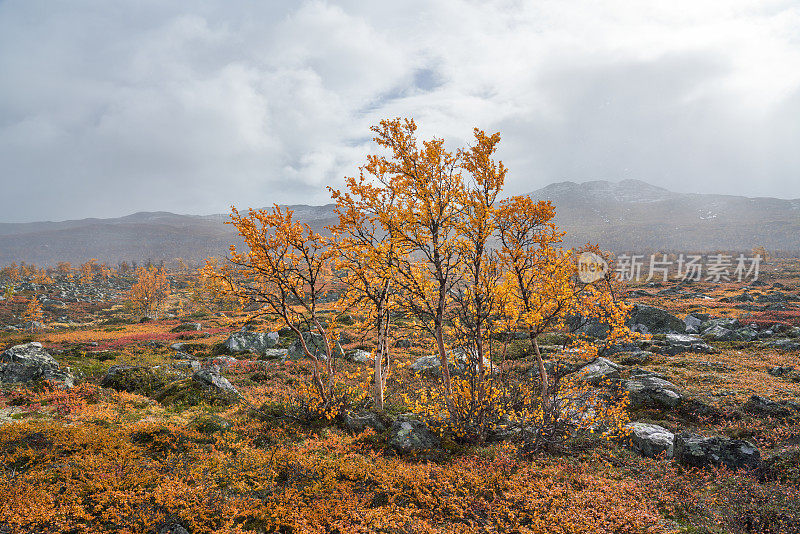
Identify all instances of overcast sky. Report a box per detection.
[1,0,799,222]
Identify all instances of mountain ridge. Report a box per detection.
[0,182,797,265]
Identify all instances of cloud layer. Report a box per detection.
[1,0,799,221]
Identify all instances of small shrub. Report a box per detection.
[101,367,172,397]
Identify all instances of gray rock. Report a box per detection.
[346,349,373,364]
[0,342,74,387]
[703,325,736,342]
[767,366,794,377]
[624,375,682,409]
[223,330,279,354]
[174,360,201,372]
[171,322,201,333]
[389,416,440,453]
[192,367,239,396]
[601,342,640,356]
[170,342,186,351]
[576,357,621,385]
[410,351,493,378]
[627,304,685,334]
[767,338,800,351]
[171,351,193,360]
[343,411,387,433]
[700,317,740,332]
[262,348,289,360]
[674,432,760,470]
[743,395,793,418]
[99,365,135,386]
[567,315,610,338]
[626,422,674,459]
[159,524,189,534]
[663,333,716,355]
[618,351,655,365]
[684,314,703,334]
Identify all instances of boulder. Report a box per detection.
[601,342,640,356]
[192,367,239,396]
[735,327,759,342]
[346,349,373,364]
[159,524,190,534]
[389,416,440,453]
[262,348,289,360]
[0,342,74,387]
[627,305,685,334]
[618,351,655,365]
[703,325,736,342]
[663,333,716,355]
[171,322,201,333]
[575,357,621,385]
[624,375,682,409]
[410,351,493,378]
[700,317,740,332]
[767,338,800,351]
[223,330,279,354]
[626,422,674,459]
[173,360,202,372]
[683,314,703,334]
[342,411,388,433]
[566,315,609,338]
[767,366,794,377]
[674,432,760,470]
[743,395,793,418]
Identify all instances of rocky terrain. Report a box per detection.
[0,260,799,533]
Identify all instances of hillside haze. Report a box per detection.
[531,179,800,252]
[1,181,798,265]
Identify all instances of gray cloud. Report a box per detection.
[1,0,799,222]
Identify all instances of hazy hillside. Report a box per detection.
[1,182,798,265]
[529,179,800,253]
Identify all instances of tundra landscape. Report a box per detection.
[2,2,800,533]
[1,119,800,534]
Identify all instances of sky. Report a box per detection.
[1,0,799,222]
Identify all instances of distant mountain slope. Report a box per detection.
[528,179,800,252]
[0,182,797,266]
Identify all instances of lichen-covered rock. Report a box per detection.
[192,367,239,396]
[410,351,493,378]
[626,422,674,459]
[223,330,279,354]
[702,325,736,341]
[262,348,289,360]
[346,349,373,364]
[663,333,716,355]
[0,342,74,387]
[674,432,760,470]
[575,357,620,385]
[342,411,388,433]
[389,416,440,453]
[743,395,793,418]
[624,375,682,409]
[171,322,202,333]
[627,304,685,334]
